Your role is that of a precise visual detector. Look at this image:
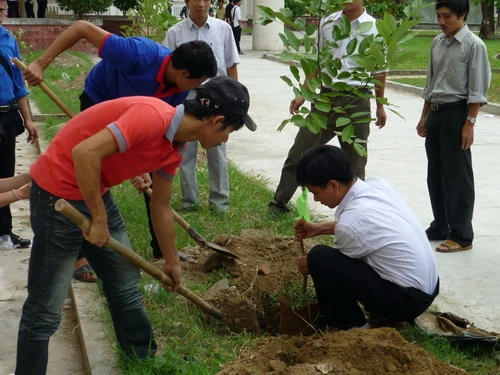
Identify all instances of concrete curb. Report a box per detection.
[262,53,500,116]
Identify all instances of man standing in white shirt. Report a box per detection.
[231,0,243,54]
[164,0,239,213]
[294,145,439,330]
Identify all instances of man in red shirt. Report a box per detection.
[15,76,256,375]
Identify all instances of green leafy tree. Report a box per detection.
[285,0,308,17]
[57,0,113,19]
[257,0,423,155]
[364,0,407,20]
[121,0,177,42]
[113,0,138,15]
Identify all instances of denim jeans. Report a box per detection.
[15,182,156,375]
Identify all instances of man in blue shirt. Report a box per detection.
[24,20,217,281]
[0,3,38,249]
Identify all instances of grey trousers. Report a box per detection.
[179,141,229,211]
[274,94,371,208]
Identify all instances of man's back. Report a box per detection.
[84,34,187,105]
[335,178,438,294]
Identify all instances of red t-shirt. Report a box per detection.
[31,96,186,200]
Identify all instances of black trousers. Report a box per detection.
[232,25,242,53]
[25,1,35,17]
[36,0,47,18]
[307,245,438,329]
[425,101,474,246]
[0,110,23,234]
[7,1,20,17]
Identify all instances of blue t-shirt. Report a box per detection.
[84,34,189,106]
[0,27,29,105]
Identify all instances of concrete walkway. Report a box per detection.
[228,36,500,333]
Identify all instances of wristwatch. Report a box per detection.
[466,116,476,124]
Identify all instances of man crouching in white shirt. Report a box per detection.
[294,145,439,330]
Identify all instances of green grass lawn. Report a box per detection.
[389,33,499,104]
[23,41,500,374]
[392,32,500,71]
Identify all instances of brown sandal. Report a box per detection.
[435,239,472,253]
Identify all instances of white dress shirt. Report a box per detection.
[334,178,439,294]
[164,16,239,77]
[320,9,384,87]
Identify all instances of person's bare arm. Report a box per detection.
[0,172,31,208]
[416,101,431,138]
[150,175,182,291]
[373,72,387,128]
[461,103,480,150]
[0,172,30,193]
[16,96,38,143]
[294,218,337,241]
[24,21,109,86]
[72,128,117,247]
[226,64,238,80]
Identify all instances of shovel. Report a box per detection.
[54,198,222,319]
[145,188,239,259]
[11,57,76,118]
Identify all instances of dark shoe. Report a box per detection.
[179,201,200,212]
[9,232,31,248]
[268,202,290,219]
[209,203,229,213]
[73,264,98,283]
[239,51,245,55]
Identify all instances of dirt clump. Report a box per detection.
[217,328,469,375]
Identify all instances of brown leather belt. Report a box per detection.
[430,100,466,112]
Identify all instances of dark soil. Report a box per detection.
[175,229,471,375]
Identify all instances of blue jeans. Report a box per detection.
[15,182,156,375]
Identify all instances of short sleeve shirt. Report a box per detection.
[84,34,189,106]
[164,17,239,77]
[30,96,186,200]
[0,27,29,104]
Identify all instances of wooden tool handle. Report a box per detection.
[12,57,76,118]
[54,198,222,319]
[300,239,308,293]
[145,187,206,247]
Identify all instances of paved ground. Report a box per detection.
[0,35,498,375]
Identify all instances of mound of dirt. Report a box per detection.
[217,328,468,375]
[177,229,470,375]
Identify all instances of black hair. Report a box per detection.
[296,145,354,188]
[171,41,217,79]
[436,0,469,21]
[183,92,244,130]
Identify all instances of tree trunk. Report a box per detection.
[479,1,495,39]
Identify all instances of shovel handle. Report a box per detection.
[12,57,76,118]
[145,188,206,248]
[300,239,308,294]
[54,198,222,319]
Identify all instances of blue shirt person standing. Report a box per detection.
[0,2,38,248]
[416,0,491,253]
